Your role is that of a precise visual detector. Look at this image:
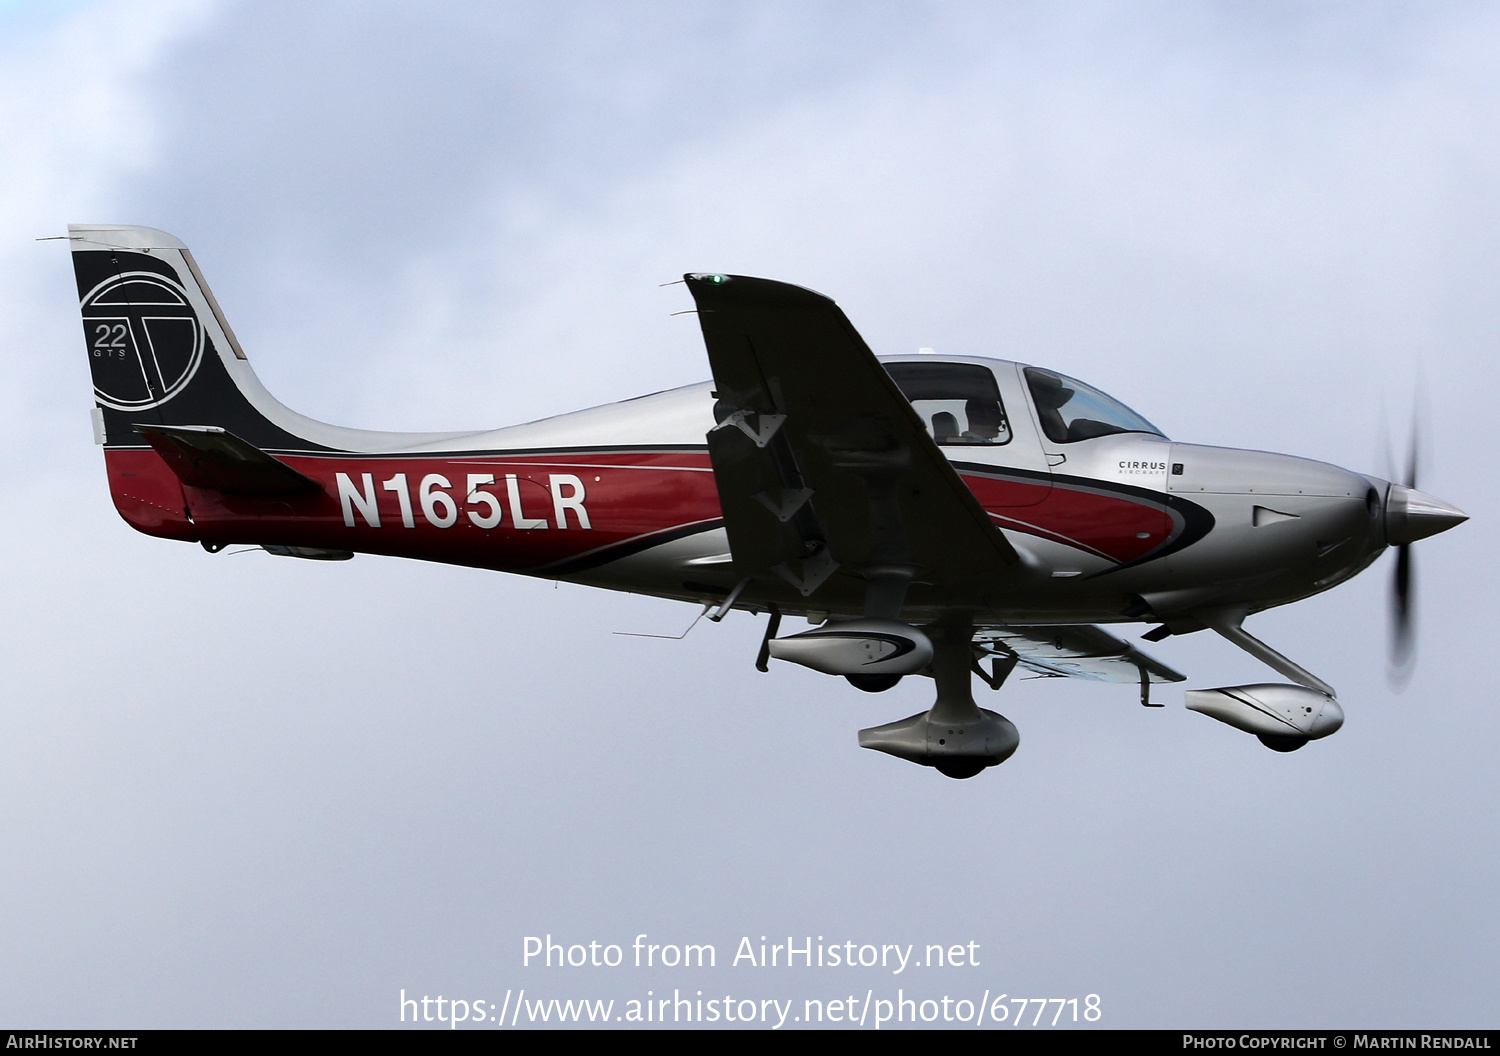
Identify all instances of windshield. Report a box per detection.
[884,361,1011,446]
[1024,367,1165,443]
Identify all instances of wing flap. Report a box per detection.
[979,625,1186,684]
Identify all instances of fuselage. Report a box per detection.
[71,226,1473,772]
[103,354,1390,628]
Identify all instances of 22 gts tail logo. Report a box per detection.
[81,271,204,410]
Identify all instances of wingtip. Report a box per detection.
[683,272,834,305]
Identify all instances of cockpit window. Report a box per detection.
[884,362,1011,446]
[1024,367,1166,444]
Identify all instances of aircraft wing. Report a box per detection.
[684,273,1020,600]
[977,624,1186,684]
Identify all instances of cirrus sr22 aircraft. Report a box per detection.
[66,225,1467,778]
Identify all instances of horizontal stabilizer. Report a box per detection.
[262,545,354,561]
[135,424,321,497]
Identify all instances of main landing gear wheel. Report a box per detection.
[931,758,990,780]
[858,618,1019,778]
[846,673,902,693]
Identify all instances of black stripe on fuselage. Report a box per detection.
[538,518,726,576]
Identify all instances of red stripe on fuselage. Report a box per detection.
[961,472,1177,564]
[201,450,722,572]
[103,447,1179,569]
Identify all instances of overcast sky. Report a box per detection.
[0,0,1494,1029]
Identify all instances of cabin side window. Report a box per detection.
[884,362,1012,446]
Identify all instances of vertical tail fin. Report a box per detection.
[69,226,485,541]
[70,225,335,541]
[69,224,324,453]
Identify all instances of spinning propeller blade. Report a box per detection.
[1389,415,1419,685]
[1383,400,1467,686]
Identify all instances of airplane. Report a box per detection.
[64,224,1468,778]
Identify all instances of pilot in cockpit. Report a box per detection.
[962,398,1006,443]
